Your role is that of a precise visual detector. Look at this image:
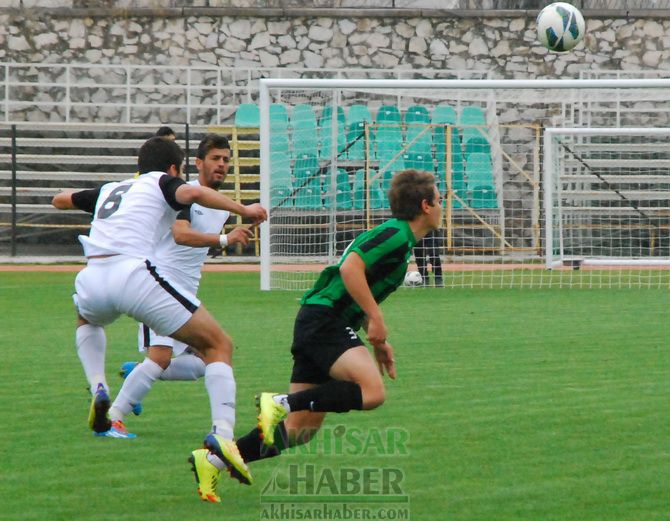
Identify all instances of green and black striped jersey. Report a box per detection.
[301,218,416,330]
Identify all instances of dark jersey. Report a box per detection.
[301,218,416,330]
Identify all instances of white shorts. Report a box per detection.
[74,256,200,336]
[137,323,189,356]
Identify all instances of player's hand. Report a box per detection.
[374,342,396,380]
[366,315,388,349]
[225,227,254,246]
[243,203,267,224]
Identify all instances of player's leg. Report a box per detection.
[74,262,123,434]
[107,342,172,438]
[171,306,252,485]
[160,348,206,381]
[237,383,327,464]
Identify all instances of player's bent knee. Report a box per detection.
[361,385,386,410]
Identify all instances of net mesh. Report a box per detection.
[262,82,670,289]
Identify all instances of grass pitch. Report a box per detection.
[1,271,669,520]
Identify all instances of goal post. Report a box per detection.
[258,78,670,290]
[544,126,670,270]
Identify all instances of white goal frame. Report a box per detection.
[259,78,670,290]
[544,126,670,269]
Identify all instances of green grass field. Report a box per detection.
[2,271,670,520]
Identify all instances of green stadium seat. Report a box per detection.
[319,105,346,160]
[271,181,294,209]
[270,151,292,186]
[270,133,290,158]
[376,124,403,159]
[336,169,353,210]
[405,151,435,173]
[293,154,322,209]
[234,103,259,128]
[432,105,457,126]
[346,104,374,160]
[459,106,486,125]
[353,169,383,210]
[465,152,497,209]
[433,107,464,210]
[270,104,289,131]
[291,104,319,158]
[405,105,432,156]
[376,105,401,124]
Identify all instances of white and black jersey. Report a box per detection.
[77,171,188,258]
[152,180,230,291]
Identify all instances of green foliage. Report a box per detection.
[1,271,669,520]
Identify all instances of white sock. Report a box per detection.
[206,452,226,471]
[205,362,236,439]
[274,394,291,413]
[160,353,205,381]
[110,358,164,421]
[76,324,108,395]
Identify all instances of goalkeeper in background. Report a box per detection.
[234,168,442,463]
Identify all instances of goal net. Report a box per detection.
[258,78,670,290]
[545,128,670,274]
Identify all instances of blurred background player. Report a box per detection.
[51,136,266,501]
[233,169,442,467]
[108,134,254,439]
[414,230,444,287]
[155,126,177,140]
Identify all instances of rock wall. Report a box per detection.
[2,9,670,78]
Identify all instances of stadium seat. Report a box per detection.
[293,154,322,209]
[322,168,353,210]
[459,106,487,125]
[346,104,374,160]
[405,151,435,173]
[271,181,294,209]
[234,103,259,128]
[465,152,497,209]
[353,169,384,210]
[433,104,464,207]
[432,105,457,126]
[291,104,319,158]
[270,104,289,131]
[376,124,403,159]
[318,105,346,160]
[405,105,432,156]
[376,105,401,125]
[270,151,292,186]
[270,133,291,158]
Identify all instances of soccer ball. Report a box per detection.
[536,2,585,52]
[404,271,423,287]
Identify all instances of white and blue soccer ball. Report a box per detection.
[404,270,423,287]
[536,2,585,53]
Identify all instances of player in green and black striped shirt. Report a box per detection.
[233,169,443,463]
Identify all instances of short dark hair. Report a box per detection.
[137,136,184,174]
[388,169,436,220]
[155,126,176,138]
[196,134,231,160]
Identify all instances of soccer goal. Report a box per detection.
[258,78,670,290]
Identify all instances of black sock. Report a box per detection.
[236,421,288,463]
[287,380,363,413]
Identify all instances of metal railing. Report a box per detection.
[0,62,489,125]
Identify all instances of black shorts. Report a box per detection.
[290,305,364,384]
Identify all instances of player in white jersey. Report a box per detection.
[107,135,253,440]
[52,136,265,500]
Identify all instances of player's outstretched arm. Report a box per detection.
[175,184,267,223]
[172,221,253,248]
[51,190,79,210]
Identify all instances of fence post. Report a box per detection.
[10,124,17,256]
